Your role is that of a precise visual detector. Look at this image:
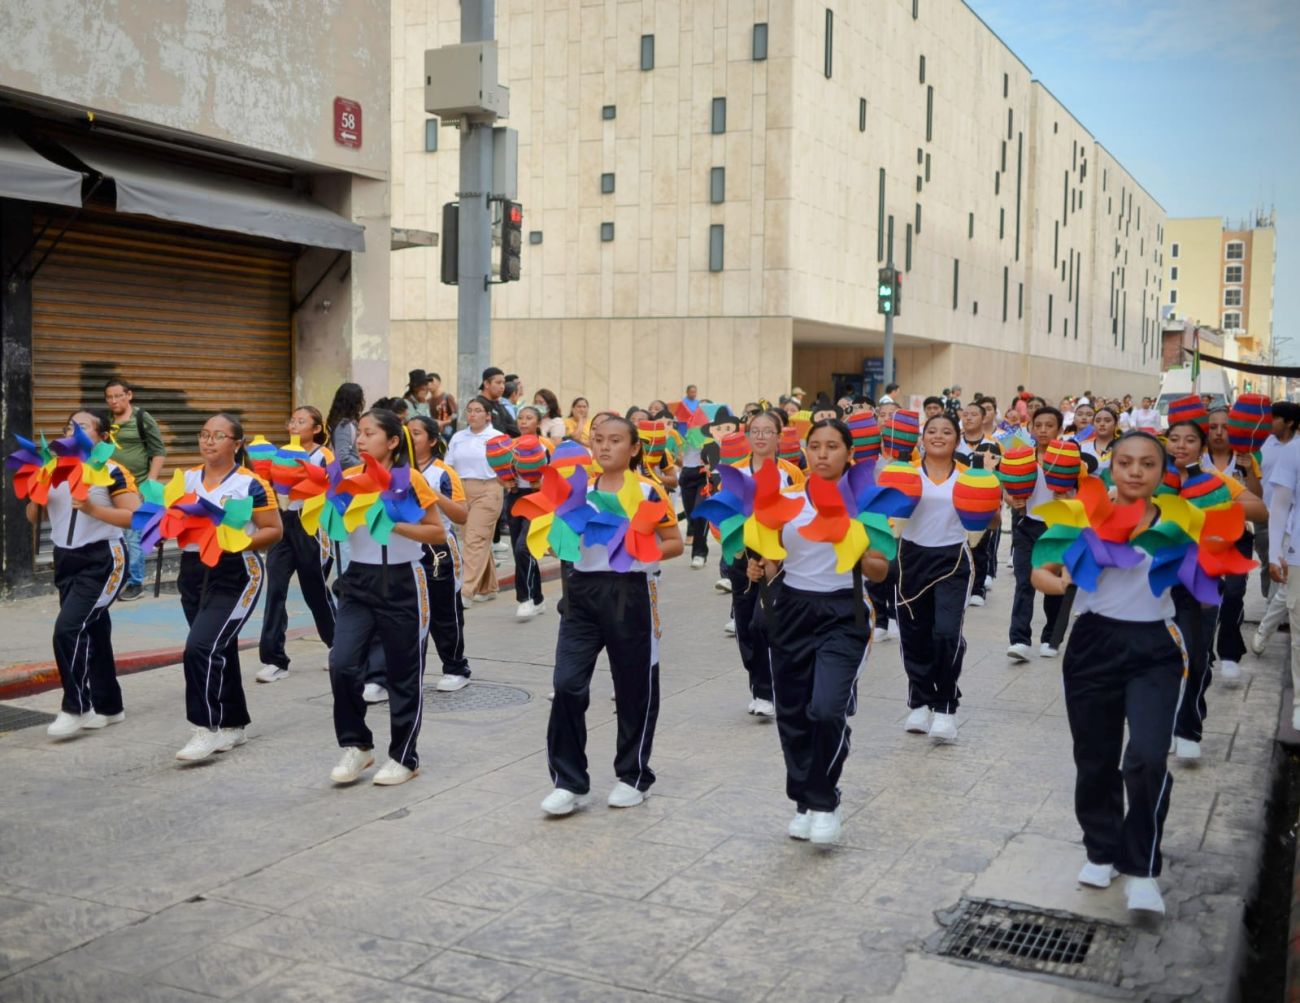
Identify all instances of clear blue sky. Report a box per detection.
[975,0,1300,362]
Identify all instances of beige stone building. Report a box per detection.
[390,0,1165,411]
[1163,213,1277,391]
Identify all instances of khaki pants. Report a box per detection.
[461,478,504,599]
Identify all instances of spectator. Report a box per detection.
[326,382,365,468]
[403,370,433,418]
[104,378,165,600]
[532,388,567,442]
[427,372,458,439]
[504,374,524,419]
[879,382,900,406]
[478,367,520,436]
[565,397,591,444]
[923,396,945,419]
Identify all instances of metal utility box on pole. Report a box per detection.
[424,2,511,421]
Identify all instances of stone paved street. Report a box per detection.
[0,559,1285,1001]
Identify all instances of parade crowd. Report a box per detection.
[16,365,1300,921]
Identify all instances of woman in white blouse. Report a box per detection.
[446,397,505,602]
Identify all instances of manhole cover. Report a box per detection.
[422,682,532,713]
[929,897,1129,986]
[0,703,57,733]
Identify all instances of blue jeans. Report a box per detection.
[124,527,145,586]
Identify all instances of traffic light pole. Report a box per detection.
[456,0,495,417]
[882,259,896,387]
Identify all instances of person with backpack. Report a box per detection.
[104,379,166,600]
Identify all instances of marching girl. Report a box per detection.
[257,406,336,683]
[1080,405,1120,479]
[407,415,473,693]
[1205,406,1263,684]
[898,414,974,743]
[748,419,888,844]
[1032,433,1189,915]
[446,397,505,603]
[1166,417,1266,761]
[725,408,805,718]
[507,406,551,620]
[328,408,446,786]
[35,409,140,739]
[541,417,683,816]
[956,402,1002,607]
[174,414,282,763]
[1006,406,1066,663]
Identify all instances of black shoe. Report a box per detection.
[119,584,144,601]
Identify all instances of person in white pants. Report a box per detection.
[1265,434,1300,730]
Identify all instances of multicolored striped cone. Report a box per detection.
[1042,439,1082,494]
[882,410,920,460]
[551,440,592,475]
[1167,394,1208,432]
[511,435,548,483]
[485,434,515,479]
[875,461,923,533]
[1227,393,1271,454]
[1180,467,1233,509]
[720,432,751,467]
[1159,461,1181,496]
[953,467,1003,540]
[637,419,669,462]
[845,412,881,462]
[996,446,1038,500]
[779,426,804,464]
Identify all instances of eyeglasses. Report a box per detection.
[749,429,777,438]
[197,431,233,444]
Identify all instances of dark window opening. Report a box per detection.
[925,85,933,141]
[877,168,886,262]
[602,104,616,120]
[952,258,959,309]
[711,97,727,134]
[915,202,922,235]
[919,55,926,83]
[753,22,768,61]
[905,224,913,271]
[424,119,439,152]
[859,98,867,132]
[709,224,724,271]
[601,221,615,241]
[641,35,654,70]
[710,167,725,204]
[600,172,615,194]
[824,9,833,78]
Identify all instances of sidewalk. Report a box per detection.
[0,558,1284,1001]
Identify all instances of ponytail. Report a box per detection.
[362,407,410,467]
[214,412,248,467]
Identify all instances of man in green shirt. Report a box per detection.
[104,379,165,599]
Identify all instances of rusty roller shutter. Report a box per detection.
[31,209,294,477]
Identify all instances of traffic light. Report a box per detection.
[500,201,522,281]
[877,266,898,317]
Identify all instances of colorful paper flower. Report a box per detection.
[1031,476,1146,591]
[1133,493,1257,603]
[511,464,591,561]
[6,433,54,502]
[582,473,667,572]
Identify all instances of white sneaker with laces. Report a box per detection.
[746,698,757,715]
[256,664,289,683]
[788,811,812,840]
[533,599,547,615]
[1251,631,1267,656]
[607,781,646,808]
[873,626,889,642]
[1219,659,1241,682]
[103,711,126,726]
[809,808,842,844]
[330,747,374,783]
[361,683,389,703]
[1040,643,1059,658]
[751,698,775,718]
[985,575,995,590]
[929,712,958,743]
[78,711,110,731]
[471,592,495,603]
[541,788,586,815]
[1174,737,1201,761]
[1006,643,1033,663]
[904,706,933,734]
[1078,861,1119,888]
[1124,876,1165,915]
[46,711,87,738]
[690,556,706,570]
[215,728,246,752]
[714,577,732,593]
[724,617,736,636]
[436,674,469,692]
[515,600,535,619]
[175,727,223,762]
[887,624,901,641]
[373,759,417,786]
[968,595,985,607]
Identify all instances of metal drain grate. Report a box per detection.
[0,703,57,733]
[422,682,532,713]
[930,898,1129,986]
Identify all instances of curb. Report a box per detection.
[0,560,561,702]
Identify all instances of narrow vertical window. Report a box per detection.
[859,98,867,132]
[994,172,1000,196]
[1048,294,1054,333]
[905,224,913,271]
[752,23,768,61]
[1000,140,1006,173]
[711,97,726,134]
[1003,73,1008,98]
[1002,267,1009,322]
[968,212,974,239]
[999,207,1005,239]
[1018,282,1024,319]
[952,259,959,309]
[600,172,615,194]
[925,85,933,142]
[709,224,724,272]
[887,215,895,265]
[710,167,725,204]
[912,0,919,18]
[877,169,886,262]
[824,10,833,78]
[640,35,654,71]
[915,202,922,235]
[919,55,926,83]
[924,153,931,182]
[424,119,439,152]
[601,222,615,242]
[1007,107,1013,140]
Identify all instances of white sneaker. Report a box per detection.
[809,808,842,844]
[256,664,289,683]
[1292,706,1300,732]
[1124,876,1165,915]
[471,592,495,603]
[724,617,736,636]
[904,706,933,734]
[985,575,995,590]
[47,710,88,738]
[607,781,646,808]
[373,759,417,786]
[887,624,901,641]
[751,698,775,718]
[1219,660,1241,682]
[788,811,812,840]
[715,577,732,593]
[361,683,389,703]
[516,600,539,619]
[1040,643,1059,657]
[102,712,125,726]
[79,711,112,730]
[1250,631,1267,656]
[929,712,958,743]
[532,600,547,615]
[175,727,223,762]
[873,626,888,642]
[690,556,706,570]
[1007,643,1033,663]
[436,674,469,692]
[215,727,246,752]
[1174,738,1201,761]
[330,747,374,783]
[1078,861,1119,888]
[968,595,985,607]
[541,788,586,815]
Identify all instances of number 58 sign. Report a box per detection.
[334,97,362,148]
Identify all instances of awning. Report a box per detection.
[0,131,84,208]
[64,142,365,253]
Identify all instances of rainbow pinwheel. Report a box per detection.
[6,433,54,502]
[694,461,805,561]
[511,464,592,561]
[29,423,119,501]
[132,470,256,567]
[797,460,904,571]
[332,454,429,545]
[266,436,314,496]
[1030,476,1147,591]
[1136,494,1256,604]
[131,469,189,550]
[294,459,350,541]
[581,474,668,571]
